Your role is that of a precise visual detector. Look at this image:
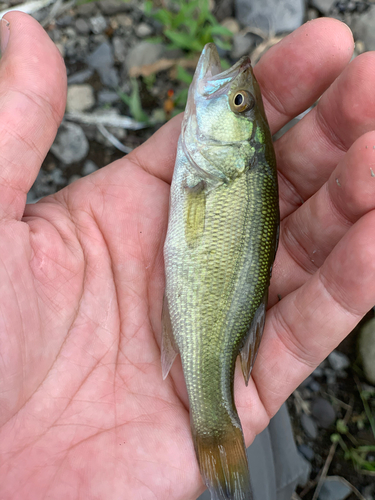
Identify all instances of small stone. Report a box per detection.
[98,90,120,104]
[235,0,305,34]
[325,368,337,386]
[113,36,127,63]
[221,17,240,35]
[301,414,318,440]
[231,33,254,59]
[68,68,94,85]
[56,15,73,28]
[308,379,321,392]
[311,397,336,429]
[50,168,65,185]
[99,0,131,15]
[307,7,319,20]
[298,444,315,462]
[87,42,119,87]
[318,479,352,500]
[55,42,65,58]
[125,41,165,74]
[87,42,114,70]
[82,160,99,176]
[117,13,133,28]
[136,22,153,38]
[328,351,350,371]
[359,318,375,384]
[75,18,90,35]
[352,6,375,52]
[76,1,98,16]
[51,123,89,165]
[67,85,95,113]
[90,15,107,34]
[310,0,336,14]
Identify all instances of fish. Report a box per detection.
[162,43,279,500]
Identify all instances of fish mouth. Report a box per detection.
[193,43,252,98]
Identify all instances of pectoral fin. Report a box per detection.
[184,181,206,247]
[161,295,178,379]
[240,292,268,386]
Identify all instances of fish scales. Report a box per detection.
[162,44,279,500]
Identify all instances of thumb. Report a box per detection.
[0,11,66,221]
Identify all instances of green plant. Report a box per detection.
[118,79,149,124]
[144,0,233,54]
[330,386,375,473]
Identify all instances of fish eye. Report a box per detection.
[230,90,255,113]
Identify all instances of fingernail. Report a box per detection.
[0,18,10,56]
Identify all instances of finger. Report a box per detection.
[250,209,375,419]
[132,19,353,184]
[0,12,66,221]
[269,130,375,306]
[276,51,375,219]
[254,18,354,134]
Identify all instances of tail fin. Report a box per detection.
[194,424,253,500]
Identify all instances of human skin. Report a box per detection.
[1,11,375,500]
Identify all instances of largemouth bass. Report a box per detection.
[162,43,279,500]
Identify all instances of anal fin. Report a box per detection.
[240,292,268,386]
[161,295,179,380]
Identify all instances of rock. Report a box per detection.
[67,85,95,113]
[76,1,98,16]
[90,15,107,34]
[55,42,65,58]
[307,7,319,20]
[221,17,240,35]
[82,160,99,176]
[318,478,352,500]
[51,123,89,165]
[113,36,127,63]
[235,0,305,34]
[117,13,133,28]
[363,484,375,500]
[135,22,154,38]
[64,36,89,62]
[56,15,73,28]
[27,190,38,204]
[68,68,94,85]
[231,33,254,59]
[97,90,120,104]
[328,351,350,371]
[98,0,131,15]
[50,168,65,185]
[351,5,375,51]
[311,398,336,429]
[298,444,315,462]
[359,318,375,384]
[324,368,337,386]
[301,413,318,440]
[87,42,119,87]
[125,41,165,74]
[213,0,235,21]
[75,18,90,35]
[310,0,336,14]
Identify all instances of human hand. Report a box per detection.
[1,12,375,500]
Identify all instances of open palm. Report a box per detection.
[1,12,375,500]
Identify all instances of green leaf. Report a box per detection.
[175,65,193,85]
[174,88,189,107]
[118,79,149,124]
[153,8,174,27]
[165,29,202,51]
[144,0,154,14]
[336,419,349,434]
[210,25,234,37]
[213,37,232,51]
